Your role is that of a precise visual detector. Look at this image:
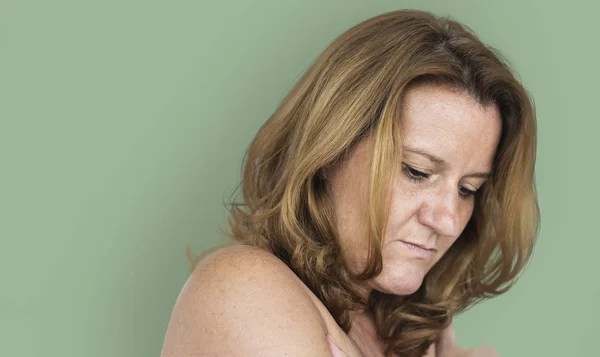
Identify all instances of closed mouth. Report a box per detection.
[400,240,436,252]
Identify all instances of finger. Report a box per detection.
[465,346,498,357]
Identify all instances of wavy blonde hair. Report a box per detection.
[217,9,538,357]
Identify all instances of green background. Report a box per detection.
[1,1,597,356]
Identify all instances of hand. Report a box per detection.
[460,346,499,357]
[431,323,499,357]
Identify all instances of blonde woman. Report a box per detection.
[161,9,538,357]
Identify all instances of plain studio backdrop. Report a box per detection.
[1,1,598,356]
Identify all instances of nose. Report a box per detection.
[417,187,463,237]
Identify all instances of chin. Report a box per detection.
[372,262,427,296]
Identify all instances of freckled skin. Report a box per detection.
[328,84,502,297]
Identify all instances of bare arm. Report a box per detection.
[160,245,333,357]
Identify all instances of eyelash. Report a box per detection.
[402,164,477,199]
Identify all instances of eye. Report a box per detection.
[458,186,477,199]
[402,164,430,182]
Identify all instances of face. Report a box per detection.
[327,84,502,297]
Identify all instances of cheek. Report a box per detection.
[332,191,371,272]
[388,179,421,212]
[383,182,424,235]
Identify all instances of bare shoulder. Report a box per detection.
[160,244,331,357]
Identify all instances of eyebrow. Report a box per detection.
[403,146,491,179]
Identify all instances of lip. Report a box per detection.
[400,241,437,251]
[399,240,437,258]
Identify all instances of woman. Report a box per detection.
[160,9,538,357]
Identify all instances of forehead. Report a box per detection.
[400,84,502,168]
